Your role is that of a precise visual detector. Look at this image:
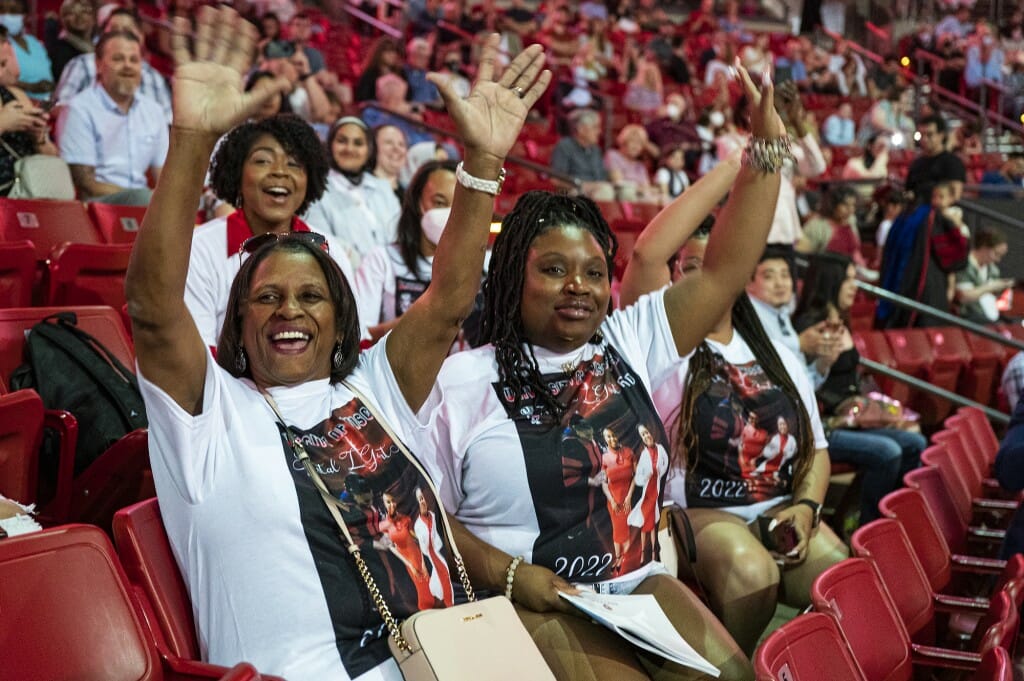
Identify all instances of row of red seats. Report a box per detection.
[0,522,282,681]
[853,324,1024,425]
[758,407,1022,680]
[0,198,146,309]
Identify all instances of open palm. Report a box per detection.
[169,6,289,135]
[431,36,551,161]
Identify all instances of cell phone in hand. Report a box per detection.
[757,515,798,555]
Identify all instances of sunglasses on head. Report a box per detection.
[239,231,329,256]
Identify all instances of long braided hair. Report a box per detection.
[481,191,618,420]
[672,293,817,492]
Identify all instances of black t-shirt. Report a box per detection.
[904,150,966,203]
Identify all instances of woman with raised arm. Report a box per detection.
[124,8,550,680]
[620,155,848,659]
[424,66,786,681]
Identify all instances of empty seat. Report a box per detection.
[0,198,100,263]
[0,524,273,681]
[754,612,866,681]
[962,334,1007,407]
[46,242,134,308]
[0,239,36,306]
[87,202,146,244]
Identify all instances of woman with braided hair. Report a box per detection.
[424,65,788,681]
[621,187,848,657]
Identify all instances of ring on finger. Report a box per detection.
[511,85,525,98]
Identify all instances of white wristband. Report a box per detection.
[505,555,524,601]
[455,161,506,196]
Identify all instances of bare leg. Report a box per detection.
[684,508,781,656]
[632,574,754,681]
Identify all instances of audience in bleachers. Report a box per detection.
[792,253,926,524]
[373,123,409,197]
[57,29,167,205]
[796,185,868,268]
[954,226,1014,324]
[52,7,171,122]
[46,0,95,84]
[304,115,400,269]
[3,0,52,102]
[1004,351,1024,411]
[0,24,56,197]
[550,107,612,197]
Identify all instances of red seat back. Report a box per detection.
[972,646,1013,681]
[931,427,984,496]
[113,497,200,661]
[0,306,134,387]
[754,612,866,681]
[811,558,914,681]
[902,463,968,557]
[0,388,43,503]
[0,198,100,262]
[0,524,160,681]
[852,330,898,396]
[87,203,146,244]
[851,519,936,643]
[46,242,133,309]
[879,487,953,593]
[957,406,1001,467]
[0,239,36,306]
[962,334,1005,407]
[969,589,1019,658]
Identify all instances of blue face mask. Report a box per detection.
[0,14,23,36]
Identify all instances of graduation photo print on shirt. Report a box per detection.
[494,345,670,582]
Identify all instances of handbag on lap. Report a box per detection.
[0,137,75,200]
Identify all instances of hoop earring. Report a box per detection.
[235,347,247,373]
[332,344,344,371]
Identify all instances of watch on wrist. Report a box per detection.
[455,161,506,196]
[796,498,822,528]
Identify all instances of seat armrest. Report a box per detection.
[41,409,77,523]
[910,643,982,671]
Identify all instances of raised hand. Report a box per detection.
[430,34,551,164]
[169,5,290,135]
[734,58,786,140]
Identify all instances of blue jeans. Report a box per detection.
[827,427,927,523]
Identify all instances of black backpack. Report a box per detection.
[10,312,148,474]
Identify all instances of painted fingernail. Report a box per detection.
[768,519,778,532]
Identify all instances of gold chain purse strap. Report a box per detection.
[260,387,475,655]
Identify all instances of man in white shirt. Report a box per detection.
[746,246,833,389]
[57,30,167,205]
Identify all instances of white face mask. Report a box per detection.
[709,110,725,128]
[420,206,451,246]
[0,14,23,35]
[665,103,681,120]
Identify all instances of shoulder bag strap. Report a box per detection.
[261,391,414,654]
[340,379,476,602]
[0,135,23,194]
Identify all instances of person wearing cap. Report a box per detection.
[183,113,358,350]
[303,116,401,269]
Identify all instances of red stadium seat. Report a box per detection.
[0,198,99,262]
[45,242,134,308]
[0,389,43,502]
[113,497,202,662]
[754,612,866,681]
[811,558,1006,679]
[962,334,1007,407]
[884,328,966,425]
[0,239,36,306]
[0,306,134,387]
[852,330,899,398]
[0,523,274,681]
[87,202,146,244]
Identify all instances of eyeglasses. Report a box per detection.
[239,231,329,257]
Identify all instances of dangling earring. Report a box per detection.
[332,343,344,371]
[235,347,247,373]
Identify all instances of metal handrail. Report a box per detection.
[353,103,583,190]
[340,2,402,39]
[958,197,1024,230]
[859,358,1010,424]
[856,281,1024,354]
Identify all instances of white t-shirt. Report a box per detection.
[421,290,682,584]
[184,216,358,349]
[303,171,402,270]
[354,244,433,327]
[651,330,828,522]
[139,338,454,681]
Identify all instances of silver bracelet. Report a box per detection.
[742,136,795,174]
[504,555,524,601]
[455,161,507,196]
